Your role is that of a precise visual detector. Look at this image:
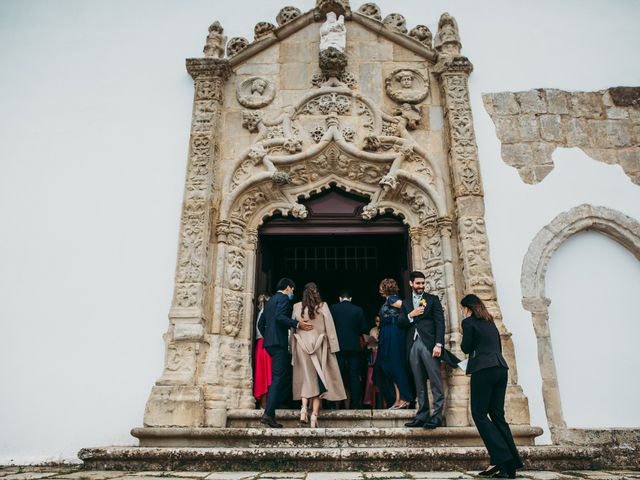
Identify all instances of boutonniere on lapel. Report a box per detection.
[418,298,427,308]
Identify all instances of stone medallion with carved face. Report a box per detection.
[236,77,276,109]
[384,68,430,104]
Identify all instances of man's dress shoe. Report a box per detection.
[404,419,425,428]
[423,418,442,429]
[260,415,283,428]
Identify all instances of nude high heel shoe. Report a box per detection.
[300,406,309,424]
[310,413,319,428]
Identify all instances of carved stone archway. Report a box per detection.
[521,204,640,440]
[140,2,533,434]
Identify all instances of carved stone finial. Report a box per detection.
[254,22,275,41]
[226,37,249,57]
[276,6,302,26]
[319,47,348,78]
[435,12,461,55]
[203,21,226,58]
[409,25,433,49]
[357,3,382,21]
[315,0,351,20]
[382,13,407,34]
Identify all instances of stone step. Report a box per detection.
[78,445,614,472]
[227,408,415,428]
[131,426,542,448]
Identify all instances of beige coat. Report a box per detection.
[290,302,347,401]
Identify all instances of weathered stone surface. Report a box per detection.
[77,445,640,472]
[483,88,640,184]
[516,90,547,114]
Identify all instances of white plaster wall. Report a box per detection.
[0,0,638,462]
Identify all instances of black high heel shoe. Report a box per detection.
[478,465,500,477]
[493,461,516,479]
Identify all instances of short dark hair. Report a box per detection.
[276,277,296,291]
[338,288,352,298]
[409,271,425,282]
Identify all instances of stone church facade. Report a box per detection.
[141,0,534,434]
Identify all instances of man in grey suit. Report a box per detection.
[399,270,460,429]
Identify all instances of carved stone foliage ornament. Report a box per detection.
[203,21,226,58]
[225,248,246,291]
[385,69,429,104]
[383,13,407,34]
[227,37,249,57]
[254,22,275,41]
[277,144,389,187]
[311,71,357,89]
[276,6,302,26]
[357,3,382,21]
[319,47,348,78]
[222,291,244,336]
[236,77,275,109]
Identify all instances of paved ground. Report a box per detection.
[1,467,639,480]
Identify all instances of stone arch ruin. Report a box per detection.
[521,204,640,441]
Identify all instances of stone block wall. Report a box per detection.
[482,87,640,184]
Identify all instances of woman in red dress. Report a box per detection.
[253,293,272,409]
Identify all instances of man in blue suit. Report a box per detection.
[257,277,312,428]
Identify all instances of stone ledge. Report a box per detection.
[78,445,638,472]
[131,426,543,448]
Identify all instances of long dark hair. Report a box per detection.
[460,294,494,322]
[301,282,323,320]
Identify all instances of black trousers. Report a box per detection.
[337,350,362,408]
[470,366,523,468]
[265,346,291,418]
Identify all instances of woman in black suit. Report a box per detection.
[460,294,523,479]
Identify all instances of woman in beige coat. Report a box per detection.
[291,282,346,427]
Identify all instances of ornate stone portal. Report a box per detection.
[141,1,534,433]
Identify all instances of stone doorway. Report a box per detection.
[256,187,411,323]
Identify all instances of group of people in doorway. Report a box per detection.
[255,272,523,478]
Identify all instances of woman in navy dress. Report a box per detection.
[374,278,413,409]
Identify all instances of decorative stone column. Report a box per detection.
[434,43,532,424]
[142,58,231,428]
[409,219,470,427]
[522,296,566,434]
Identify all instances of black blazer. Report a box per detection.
[330,300,367,352]
[258,291,298,349]
[399,292,460,367]
[461,314,508,375]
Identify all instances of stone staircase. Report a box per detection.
[78,410,621,472]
